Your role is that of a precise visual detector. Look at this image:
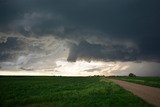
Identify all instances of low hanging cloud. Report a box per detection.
[0,0,160,63]
[0,34,69,70]
[67,40,156,62]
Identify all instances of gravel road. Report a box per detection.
[111,79,160,107]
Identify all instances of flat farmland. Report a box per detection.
[0,76,153,107]
[112,76,160,88]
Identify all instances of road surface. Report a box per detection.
[111,79,160,107]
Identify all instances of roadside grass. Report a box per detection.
[0,76,153,107]
[111,76,160,88]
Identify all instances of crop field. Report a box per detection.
[0,76,153,107]
[112,76,160,88]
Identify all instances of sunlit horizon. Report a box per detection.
[0,59,130,76]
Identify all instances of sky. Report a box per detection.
[0,0,160,76]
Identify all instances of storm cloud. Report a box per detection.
[0,0,160,70]
[67,40,139,62]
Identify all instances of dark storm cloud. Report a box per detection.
[0,36,45,62]
[67,40,139,62]
[0,37,22,61]
[0,0,160,62]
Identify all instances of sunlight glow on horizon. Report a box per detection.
[0,59,129,76]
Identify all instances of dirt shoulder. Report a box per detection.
[111,79,160,107]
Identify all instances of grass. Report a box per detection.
[111,76,160,88]
[0,76,153,107]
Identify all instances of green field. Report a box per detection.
[0,76,153,107]
[111,76,160,88]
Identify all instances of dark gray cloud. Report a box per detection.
[0,36,46,62]
[67,40,139,62]
[0,0,160,63]
[0,37,23,61]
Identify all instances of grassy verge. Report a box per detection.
[111,76,160,88]
[0,76,153,107]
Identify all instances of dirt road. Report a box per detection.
[111,79,160,107]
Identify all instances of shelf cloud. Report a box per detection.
[0,0,160,76]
